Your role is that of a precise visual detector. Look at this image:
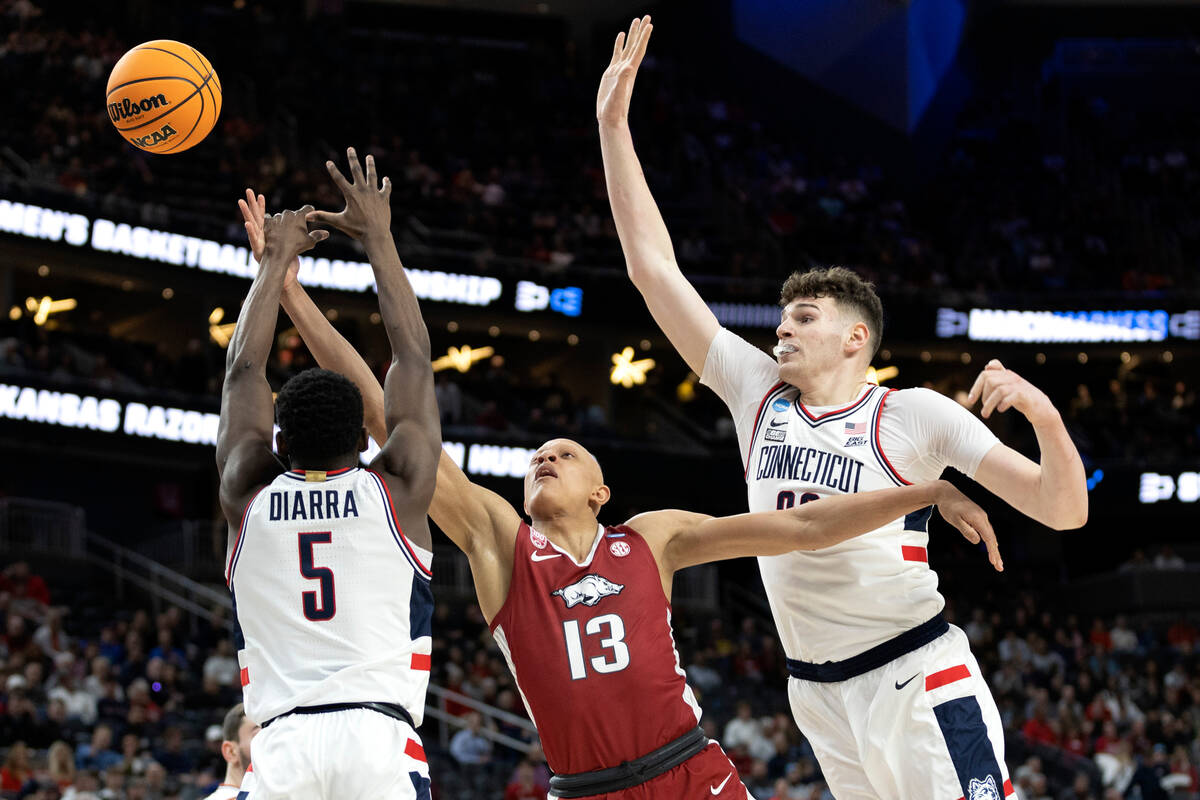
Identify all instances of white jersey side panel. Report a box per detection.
[700,328,999,664]
[227,467,433,725]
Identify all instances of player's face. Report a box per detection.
[236,717,259,769]
[774,297,849,385]
[523,439,606,517]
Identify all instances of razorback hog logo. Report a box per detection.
[551,574,624,608]
[967,775,1001,800]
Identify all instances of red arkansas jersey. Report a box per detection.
[490,522,703,775]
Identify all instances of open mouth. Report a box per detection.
[534,465,558,480]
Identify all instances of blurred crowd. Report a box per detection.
[2,543,1199,799]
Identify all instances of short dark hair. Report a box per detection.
[275,369,364,466]
[779,267,884,358]
[221,703,245,743]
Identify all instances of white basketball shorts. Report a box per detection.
[788,624,1014,800]
[244,707,430,800]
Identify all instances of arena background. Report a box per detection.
[0,0,1198,797]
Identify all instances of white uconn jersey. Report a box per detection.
[701,329,999,665]
[745,383,941,662]
[226,467,433,726]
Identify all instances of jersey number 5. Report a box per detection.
[299,531,336,621]
[563,614,630,680]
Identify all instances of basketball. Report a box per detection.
[105,39,221,154]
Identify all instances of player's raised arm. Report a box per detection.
[242,188,522,562]
[306,148,440,503]
[597,16,719,376]
[216,207,327,521]
[968,359,1089,530]
[636,480,1003,575]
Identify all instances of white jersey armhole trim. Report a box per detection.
[365,469,433,579]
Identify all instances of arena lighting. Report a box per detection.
[936,307,1200,343]
[866,366,899,384]
[208,308,237,348]
[0,198,504,305]
[0,380,533,479]
[431,345,494,373]
[1139,472,1200,504]
[610,346,655,388]
[24,296,77,326]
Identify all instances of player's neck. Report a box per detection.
[288,453,360,472]
[223,767,244,787]
[532,513,601,561]
[797,367,870,407]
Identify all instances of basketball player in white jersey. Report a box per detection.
[238,184,1002,800]
[596,17,1089,800]
[216,148,440,800]
[202,703,257,800]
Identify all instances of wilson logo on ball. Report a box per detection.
[107,94,170,123]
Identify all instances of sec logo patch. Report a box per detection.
[530,530,548,549]
[610,541,631,557]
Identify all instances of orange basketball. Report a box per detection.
[105,40,221,155]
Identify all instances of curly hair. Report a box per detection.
[779,267,884,358]
[275,369,364,466]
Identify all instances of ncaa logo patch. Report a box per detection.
[967,775,1001,800]
[771,398,790,412]
[610,541,630,557]
[530,530,548,549]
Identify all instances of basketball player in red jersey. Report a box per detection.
[239,185,1002,799]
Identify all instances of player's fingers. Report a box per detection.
[347,147,365,184]
[308,230,330,245]
[967,370,987,405]
[996,392,1016,413]
[257,193,267,219]
[986,358,1004,371]
[976,518,1003,572]
[365,154,378,187]
[237,198,252,224]
[980,386,1004,419]
[612,31,625,62]
[954,516,981,544]
[243,221,262,252]
[380,176,392,200]
[325,160,352,192]
[632,20,653,67]
[305,210,340,228]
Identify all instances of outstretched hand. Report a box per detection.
[935,482,1003,572]
[967,359,1057,425]
[307,146,393,242]
[597,15,653,126]
[238,189,301,290]
[262,206,328,262]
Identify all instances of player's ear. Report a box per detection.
[845,319,870,356]
[357,427,368,453]
[590,484,611,516]
[221,740,238,767]
[274,430,289,458]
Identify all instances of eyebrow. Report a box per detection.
[784,303,820,317]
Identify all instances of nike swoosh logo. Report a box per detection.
[530,553,562,562]
[895,673,919,690]
[768,417,788,427]
[710,773,732,795]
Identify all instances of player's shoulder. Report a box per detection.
[882,385,970,418]
[621,510,709,542]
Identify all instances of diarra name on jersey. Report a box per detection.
[267,488,360,522]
